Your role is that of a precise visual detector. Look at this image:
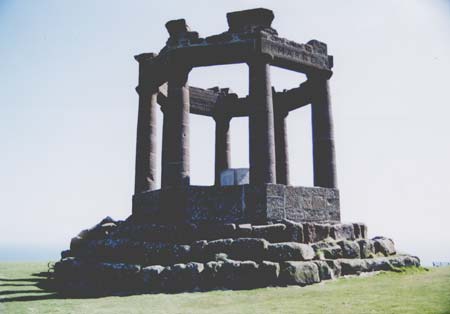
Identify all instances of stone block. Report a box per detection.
[388,255,420,268]
[330,224,355,241]
[352,223,368,239]
[365,257,394,272]
[281,219,304,242]
[61,250,72,259]
[143,242,172,265]
[258,261,280,286]
[313,261,334,280]
[303,223,331,243]
[169,244,192,263]
[251,223,288,242]
[77,217,118,241]
[236,224,253,237]
[338,259,368,275]
[219,260,260,289]
[201,261,224,289]
[372,237,396,256]
[279,261,320,286]
[70,236,86,252]
[267,242,315,261]
[190,240,208,262]
[318,244,343,260]
[230,238,268,261]
[160,262,204,292]
[337,240,361,259]
[197,223,236,240]
[141,265,165,291]
[205,238,233,258]
[325,259,342,278]
[95,262,141,292]
[360,224,368,239]
[353,223,361,239]
[358,239,375,259]
[54,257,94,281]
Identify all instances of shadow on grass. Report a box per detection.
[0,271,62,303]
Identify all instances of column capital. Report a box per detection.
[306,70,332,82]
[275,107,289,119]
[135,84,159,96]
[211,110,233,123]
[166,60,192,86]
[246,52,274,66]
[134,52,157,63]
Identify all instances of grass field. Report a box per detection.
[1,262,449,314]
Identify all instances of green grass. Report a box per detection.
[1,262,449,314]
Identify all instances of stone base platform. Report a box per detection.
[53,217,420,296]
[132,184,340,224]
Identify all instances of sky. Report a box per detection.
[0,0,449,266]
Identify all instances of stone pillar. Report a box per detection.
[248,56,277,185]
[309,75,337,188]
[134,53,158,193]
[214,115,231,186]
[161,67,191,189]
[275,109,290,185]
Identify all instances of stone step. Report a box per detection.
[53,254,420,296]
[73,219,367,246]
[64,236,397,267]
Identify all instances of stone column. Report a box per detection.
[248,56,277,185]
[161,67,191,189]
[309,75,337,188]
[275,109,290,185]
[214,115,231,186]
[134,53,158,193]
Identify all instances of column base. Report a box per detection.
[132,184,340,224]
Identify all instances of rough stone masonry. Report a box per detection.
[53,8,420,296]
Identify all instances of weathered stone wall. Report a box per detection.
[54,217,420,296]
[132,184,340,224]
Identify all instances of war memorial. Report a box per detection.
[53,8,420,296]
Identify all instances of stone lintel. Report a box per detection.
[132,184,340,224]
[136,36,332,93]
[273,82,311,113]
[260,36,333,76]
[158,84,311,118]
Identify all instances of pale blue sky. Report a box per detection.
[0,0,449,265]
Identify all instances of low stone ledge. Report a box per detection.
[279,261,320,286]
[53,254,421,296]
[70,221,366,251]
[388,255,420,268]
[160,262,204,292]
[64,235,401,268]
[267,242,315,261]
[230,238,269,261]
[251,224,289,242]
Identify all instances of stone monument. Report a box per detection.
[53,8,420,296]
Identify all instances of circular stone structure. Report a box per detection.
[53,8,420,296]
